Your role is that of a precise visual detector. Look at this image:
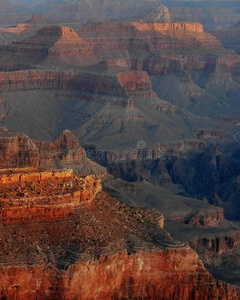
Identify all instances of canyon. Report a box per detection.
[0,3,239,298]
[1,128,240,296]
[0,135,239,299]
[0,10,239,151]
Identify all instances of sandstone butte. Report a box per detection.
[16,25,93,56]
[0,24,96,71]
[0,165,239,300]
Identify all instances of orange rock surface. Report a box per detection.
[0,168,101,223]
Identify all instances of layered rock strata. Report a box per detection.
[0,167,238,299]
[7,25,92,55]
[0,168,101,223]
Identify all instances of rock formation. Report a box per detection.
[0,168,101,223]
[0,128,105,175]
[102,148,240,291]
[0,25,95,69]
[0,7,238,153]
[0,13,51,45]
[0,2,239,298]
[0,166,239,299]
[105,144,240,221]
[102,174,225,228]
[79,18,222,54]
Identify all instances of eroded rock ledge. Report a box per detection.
[0,168,101,223]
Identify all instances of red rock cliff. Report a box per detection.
[0,175,238,299]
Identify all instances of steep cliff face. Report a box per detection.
[0,248,238,300]
[12,25,91,55]
[118,71,157,99]
[164,219,240,291]
[189,231,240,267]
[0,8,228,72]
[0,166,238,299]
[35,25,92,56]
